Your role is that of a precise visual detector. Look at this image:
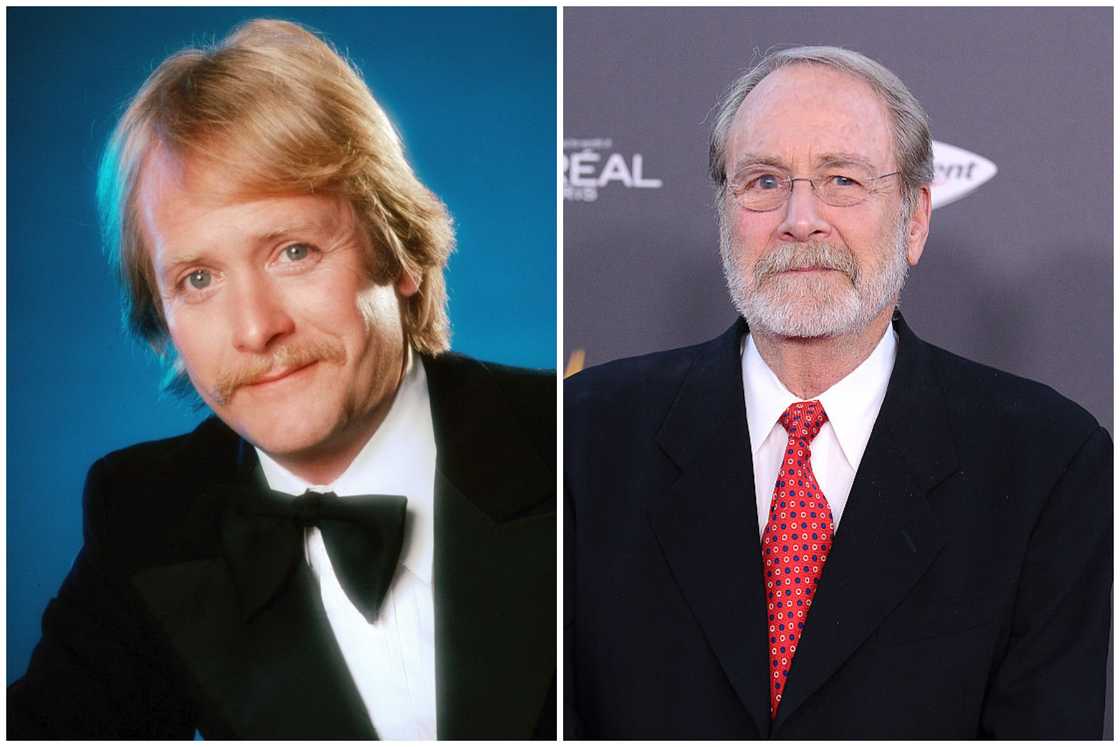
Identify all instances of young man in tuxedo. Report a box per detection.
[9,19,555,739]
[565,45,1110,739]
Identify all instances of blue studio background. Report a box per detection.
[7,7,556,682]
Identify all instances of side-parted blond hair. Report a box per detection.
[97,19,455,386]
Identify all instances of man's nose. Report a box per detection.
[776,180,832,243]
[228,275,294,353]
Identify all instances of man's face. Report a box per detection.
[137,149,417,467]
[719,64,930,339]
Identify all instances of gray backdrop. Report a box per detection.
[563,6,1112,736]
[563,6,1112,436]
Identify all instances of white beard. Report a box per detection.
[719,207,911,339]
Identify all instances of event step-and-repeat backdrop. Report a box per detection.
[563,7,1112,437]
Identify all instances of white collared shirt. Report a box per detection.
[255,352,438,739]
[742,325,897,537]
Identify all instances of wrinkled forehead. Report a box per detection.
[727,64,896,173]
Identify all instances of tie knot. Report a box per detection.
[293,490,334,526]
[779,400,828,441]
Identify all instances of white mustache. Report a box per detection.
[753,242,859,285]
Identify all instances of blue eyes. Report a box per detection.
[733,168,892,211]
[187,270,211,289]
[748,174,862,190]
[177,243,317,297]
[283,243,311,261]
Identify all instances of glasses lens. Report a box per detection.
[732,169,881,209]
[734,172,787,211]
[816,172,872,207]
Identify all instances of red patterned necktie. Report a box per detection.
[762,400,834,719]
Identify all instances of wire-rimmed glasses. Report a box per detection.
[729,168,900,212]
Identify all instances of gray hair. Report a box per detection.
[709,45,933,209]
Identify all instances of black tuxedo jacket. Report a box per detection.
[564,314,1111,739]
[9,353,556,739]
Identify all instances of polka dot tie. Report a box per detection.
[763,400,834,719]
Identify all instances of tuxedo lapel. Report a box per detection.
[424,354,556,739]
[129,445,375,739]
[433,471,555,739]
[128,354,553,739]
[648,321,772,738]
[772,314,959,732]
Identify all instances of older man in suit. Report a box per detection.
[564,45,1111,739]
[9,20,555,739]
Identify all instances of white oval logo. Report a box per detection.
[931,140,997,210]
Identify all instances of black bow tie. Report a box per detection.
[221,487,407,623]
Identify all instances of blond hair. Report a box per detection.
[97,19,455,382]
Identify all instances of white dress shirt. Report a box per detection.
[255,351,438,740]
[742,325,897,538]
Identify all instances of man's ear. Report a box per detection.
[905,185,932,267]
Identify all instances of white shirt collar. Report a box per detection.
[743,323,897,469]
[255,349,438,584]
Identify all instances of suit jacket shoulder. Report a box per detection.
[426,352,554,470]
[424,352,555,520]
[921,335,1102,454]
[567,336,713,413]
[565,332,737,472]
[6,418,235,739]
[83,417,244,573]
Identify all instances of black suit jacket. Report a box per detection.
[564,314,1111,739]
[9,353,556,739]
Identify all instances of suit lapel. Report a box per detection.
[772,313,959,732]
[129,444,375,739]
[424,354,556,739]
[127,354,554,739]
[648,321,772,738]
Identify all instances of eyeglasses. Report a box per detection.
[729,169,900,212]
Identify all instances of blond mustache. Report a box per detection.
[753,242,859,286]
[211,340,346,404]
